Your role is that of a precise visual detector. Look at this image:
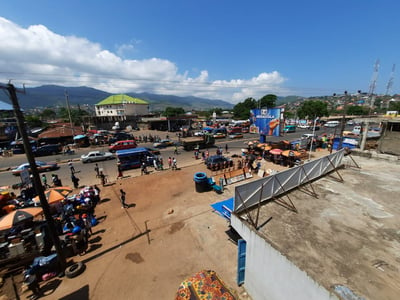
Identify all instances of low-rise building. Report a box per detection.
[95,94,149,117]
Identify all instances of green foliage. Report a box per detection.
[259,94,277,108]
[233,97,257,119]
[164,107,185,117]
[58,107,89,125]
[346,105,369,115]
[388,101,400,112]
[297,100,329,119]
[25,115,43,128]
[40,108,57,120]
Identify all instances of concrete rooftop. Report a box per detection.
[240,155,400,299]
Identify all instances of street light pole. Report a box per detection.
[1,83,66,271]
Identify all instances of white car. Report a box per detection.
[297,124,309,129]
[80,151,114,163]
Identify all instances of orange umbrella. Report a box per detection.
[33,186,73,205]
[0,207,44,230]
[281,150,301,157]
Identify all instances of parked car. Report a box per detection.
[144,147,161,155]
[205,155,233,170]
[33,144,62,156]
[80,151,115,163]
[108,132,133,145]
[228,133,244,139]
[297,124,309,129]
[109,140,137,152]
[12,161,59,176]
[153,139,174,148]
[213,133,226,139]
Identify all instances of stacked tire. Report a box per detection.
[193,172,209,193]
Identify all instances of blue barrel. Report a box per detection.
[194,172,209,193]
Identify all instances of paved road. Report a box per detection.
[0,127,342,190]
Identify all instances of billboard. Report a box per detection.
[249,108,282,137]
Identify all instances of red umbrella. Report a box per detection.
[270,148,283,155]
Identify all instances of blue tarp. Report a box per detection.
[211,197,234,220]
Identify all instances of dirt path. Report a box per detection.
[17,162,250,299]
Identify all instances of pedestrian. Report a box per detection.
[168,157,172,169]
[99,171,106,186]
[158,156,164,170]
[172,157,177,170]
[94,163,100,177]
[153,157,158,170]
[225,144,229,153]
[120,189,128,208]
[41,174,49,189]
[141,162,147,175]
[174,145,179,155]
[117,163,123,179]
[68,160,75,174]
[71,174,80,188]
[93,185,101,205]
[81,213,93,235]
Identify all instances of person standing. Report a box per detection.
[71,174,80,188]
[168,157,172,169]
[225,143,229,154]
[68,160,75,174]
[120,189,128,208]
[117,163,123,179]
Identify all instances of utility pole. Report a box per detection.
[65,90,75,138]
[1,83,66,271]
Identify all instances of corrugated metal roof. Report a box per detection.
[96,94,148,106]
[0,100,13,111]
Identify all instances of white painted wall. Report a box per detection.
[231,215,339,300]
[95,104,148,117]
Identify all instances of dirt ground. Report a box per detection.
[9,161,251,300]
[1,130,331,300]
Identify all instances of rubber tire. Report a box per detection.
[65,262,86,278]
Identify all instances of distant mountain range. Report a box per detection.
[6,85,304,111]
[15,85,235,111]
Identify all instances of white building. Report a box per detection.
[95,94,149,117]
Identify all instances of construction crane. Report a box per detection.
[368,59,380,109]
[385,64,395,95]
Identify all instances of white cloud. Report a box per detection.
[0,17,287,103]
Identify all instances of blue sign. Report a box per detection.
[250,108,282,137]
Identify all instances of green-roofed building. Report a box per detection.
[95,94,149,117]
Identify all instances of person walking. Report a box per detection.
[120,189,128,208]
[41,174,50,189]
[225,143,229,154]
[94,163,100,178]
[174,145,179,155]
[99,171,107,186]
[172,157,177,170]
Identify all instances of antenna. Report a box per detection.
[385,64,395,95]
[368,59,380,109]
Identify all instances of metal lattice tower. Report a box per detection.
[385,64,395,95]
[368,59,380,108]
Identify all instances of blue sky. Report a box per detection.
[0,0,399,103]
